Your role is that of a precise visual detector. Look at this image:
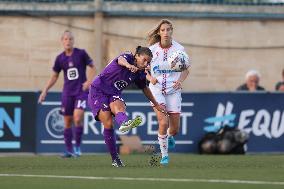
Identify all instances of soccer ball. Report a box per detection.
[168,50,190,72]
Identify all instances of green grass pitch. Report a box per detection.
[0,154,283,189]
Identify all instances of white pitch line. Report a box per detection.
[0,174,283,186]
[40,140,193,145]
[41,101,194,107]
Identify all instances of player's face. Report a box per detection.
[246,75,259,91]
[158,23,173,43]
[61,33,74,51]
[278,84,284,91]
[135,54,152,70]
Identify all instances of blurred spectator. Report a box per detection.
[275,69,284,91]
[236,69,265,91]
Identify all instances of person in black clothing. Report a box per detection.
[236,69,265,91]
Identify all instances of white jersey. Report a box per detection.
[149,40,185,95]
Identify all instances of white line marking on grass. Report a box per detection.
[0,174,283,186]
[40,140,193,145]
[41,101,194,107]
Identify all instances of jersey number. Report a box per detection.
[76,100,86,109]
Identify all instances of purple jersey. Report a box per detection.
[91,52,146,95]
[53,48,93,96]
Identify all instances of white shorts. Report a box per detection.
[151,91,182,113]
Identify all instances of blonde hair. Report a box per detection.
[147,19,173,46]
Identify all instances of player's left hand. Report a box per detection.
[173,80,182,90]
[82,80,91,91]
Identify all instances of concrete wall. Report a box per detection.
[0,16,96,91]
[0,15,283,92]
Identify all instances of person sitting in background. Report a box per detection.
[275,68,284,91]
[236,69,265,91]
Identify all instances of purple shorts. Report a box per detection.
[88,87,125,121]
[61,91,88,116]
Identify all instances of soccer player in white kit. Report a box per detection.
[146,19,190,165]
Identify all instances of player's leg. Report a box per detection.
[150,91,170,165]
[73,108,84,156]
[62,115,74,157]
[166,92,182,149]
[99,110,125,167]
[167,113,180,149]
[110,97,142,133]
[153,105,169,165]
[88,90,124,167]
[73,94,88,156]
[61,96,76,158]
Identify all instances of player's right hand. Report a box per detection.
[38,91,47,104]
[127,65,138,73]
[145,70,158,85]
[156,104,168,116]
[150,77,158,85]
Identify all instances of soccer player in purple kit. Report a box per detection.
[88,46,166,167]
[38,30,96,158]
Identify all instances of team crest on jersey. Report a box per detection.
[68,62,74,67]
[114,80,128,90]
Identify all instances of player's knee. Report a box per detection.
[102,119,113,128]
[73,118,83,126]
[159,123,168,130]
[171,130,178,136]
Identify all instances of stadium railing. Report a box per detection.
[0,0,283,6]
[0,0,284,19]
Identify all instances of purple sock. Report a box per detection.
[103,128,118,161]
[64,128,73,153]
[75,126,83,147]
[115,112,128,126]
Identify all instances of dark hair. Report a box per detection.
[276,81,284,90]
[135,46,153,58]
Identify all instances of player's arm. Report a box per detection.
[82,63,96,91]
[142,87,167,114]
[118,56,138,73]
[38,71,59,103]
[173,68,190,90]
[145,69,158,85]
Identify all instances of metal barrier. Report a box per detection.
[104,0,284,6]
[1,0,284,19]
[0,0,283,6]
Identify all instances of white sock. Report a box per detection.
[158,134,168,158]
